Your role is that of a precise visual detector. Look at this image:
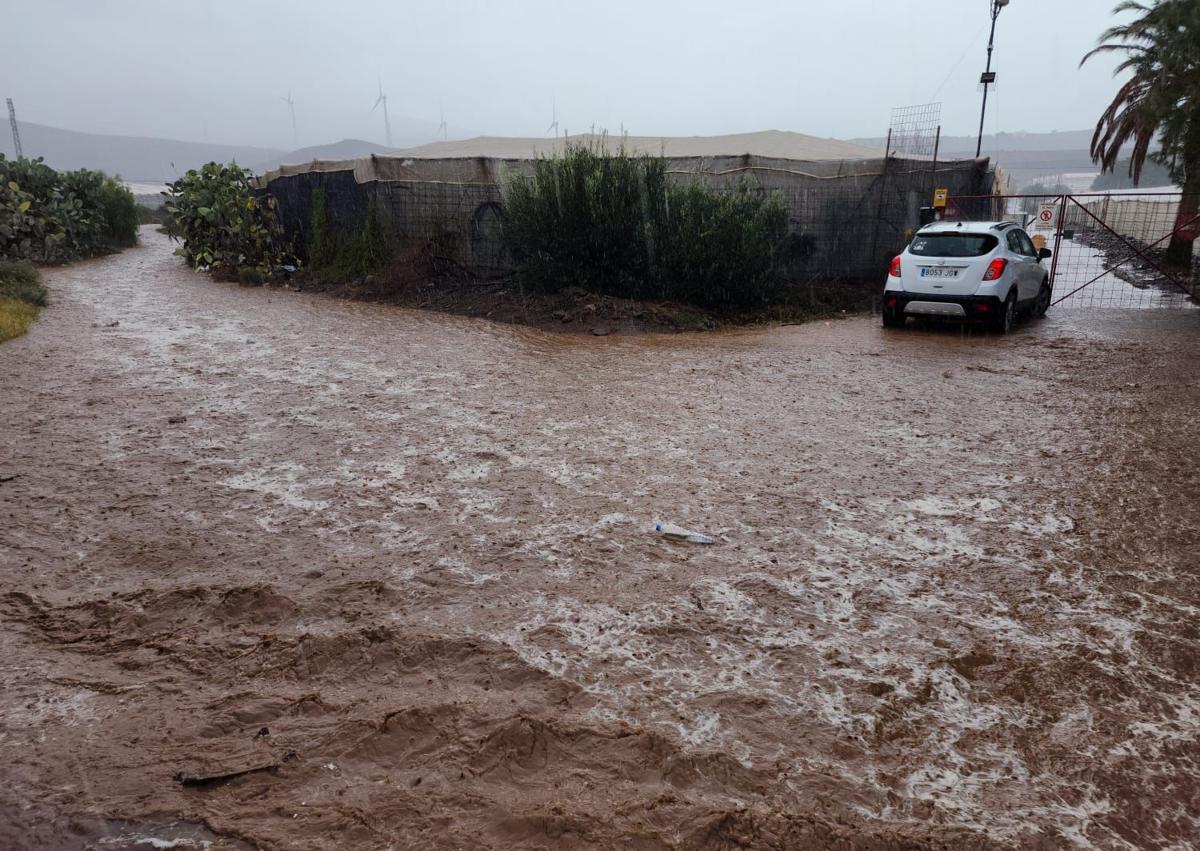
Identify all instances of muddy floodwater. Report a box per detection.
[2,229,1198,850]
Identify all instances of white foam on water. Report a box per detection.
[98,837,212,850]
[221,463,332,513]
[390,496,440,511]
[905,496,1002,516]
[467,474,1200,849]
[9,690,99,729]
[1041,787,1123,850]
[433,555,497,586]
[447,462,494,481]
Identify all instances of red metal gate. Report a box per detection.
[943,193,1199,309]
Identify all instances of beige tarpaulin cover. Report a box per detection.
[257,140,981,190]
[254,130,961,188]
[393,130,884,161]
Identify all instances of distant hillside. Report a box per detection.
[849,128,1133,186]
[1090,157,1175,190]
[0,122,285,182]
[940,131,1123,185]
[254,139,393,173]
[988,151,1104,185]
[942,130,1102,154]
[852,129,1106,154]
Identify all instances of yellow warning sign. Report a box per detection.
[933,188,948,208]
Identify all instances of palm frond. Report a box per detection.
[1086,0,1200,186]
[1080,42,1148,68]
[1091,75,1157,178]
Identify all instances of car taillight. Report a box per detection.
[983,258,1008,281]
[889,256,902,277]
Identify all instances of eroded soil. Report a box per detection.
[1,229,1198,850]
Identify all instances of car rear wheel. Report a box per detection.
[990,291,1017,334]
[1034,279,1052,317]
[882,309,905,329]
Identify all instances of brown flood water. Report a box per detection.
[1,228,1198,850]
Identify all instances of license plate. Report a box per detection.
[920,267,958,279]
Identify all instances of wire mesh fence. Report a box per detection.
[266,154,995,312]
[944,193,1200,310]
[887,103,942,159]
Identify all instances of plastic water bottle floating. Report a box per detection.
[654,522,716,545]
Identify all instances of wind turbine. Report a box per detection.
[372,78,393,148]
[280,91,297,146]
[545,99,559,138]
[438,103,448,141]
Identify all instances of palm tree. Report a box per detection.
[1083,0,1200,267]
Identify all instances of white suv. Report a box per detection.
[882,221,1053,333]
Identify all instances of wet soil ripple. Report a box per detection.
[1,229,1198,849]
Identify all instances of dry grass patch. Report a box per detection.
[0,260,46,343]
[0,296,38,342]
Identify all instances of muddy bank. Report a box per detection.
[1,228,1198,849]
[289,251,872,335]
[299,271,726,334]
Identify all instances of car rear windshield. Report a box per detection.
[909,233,999,257]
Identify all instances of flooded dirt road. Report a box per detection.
[2,229,1198,850]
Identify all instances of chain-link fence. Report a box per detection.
[944,193,1199,309]
[263,153,994,310]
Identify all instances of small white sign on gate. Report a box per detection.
[1034,203,1059,230]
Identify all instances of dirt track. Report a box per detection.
[1,229,1198,850]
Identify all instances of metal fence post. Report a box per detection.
[929,126,941,201]
[868,129,893,273]
[1047,193,1068,290]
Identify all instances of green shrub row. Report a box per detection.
[0,259,47,306]
[306,189,394,280]
[164,162,289,276]
[136,204,171,226]
[0,155,139,263]
[501,142,789,307]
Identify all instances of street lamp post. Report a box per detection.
[975,0,1010,159]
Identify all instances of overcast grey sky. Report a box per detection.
[6,0,1129,150]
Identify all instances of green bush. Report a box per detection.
[136,204,168,225]
[236,266,266,286]
[0,259,46,306]
[658,182,788,306]
[502,142,668,297]
[0,156,139,262]
[304,190,393,279]
[307,187,336,270]
[95,175,139,247]
[0,167,47,261]
[60,168,139,252]
[164,162,289,276]
[333,197,393,278]
[501,142,788,307]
